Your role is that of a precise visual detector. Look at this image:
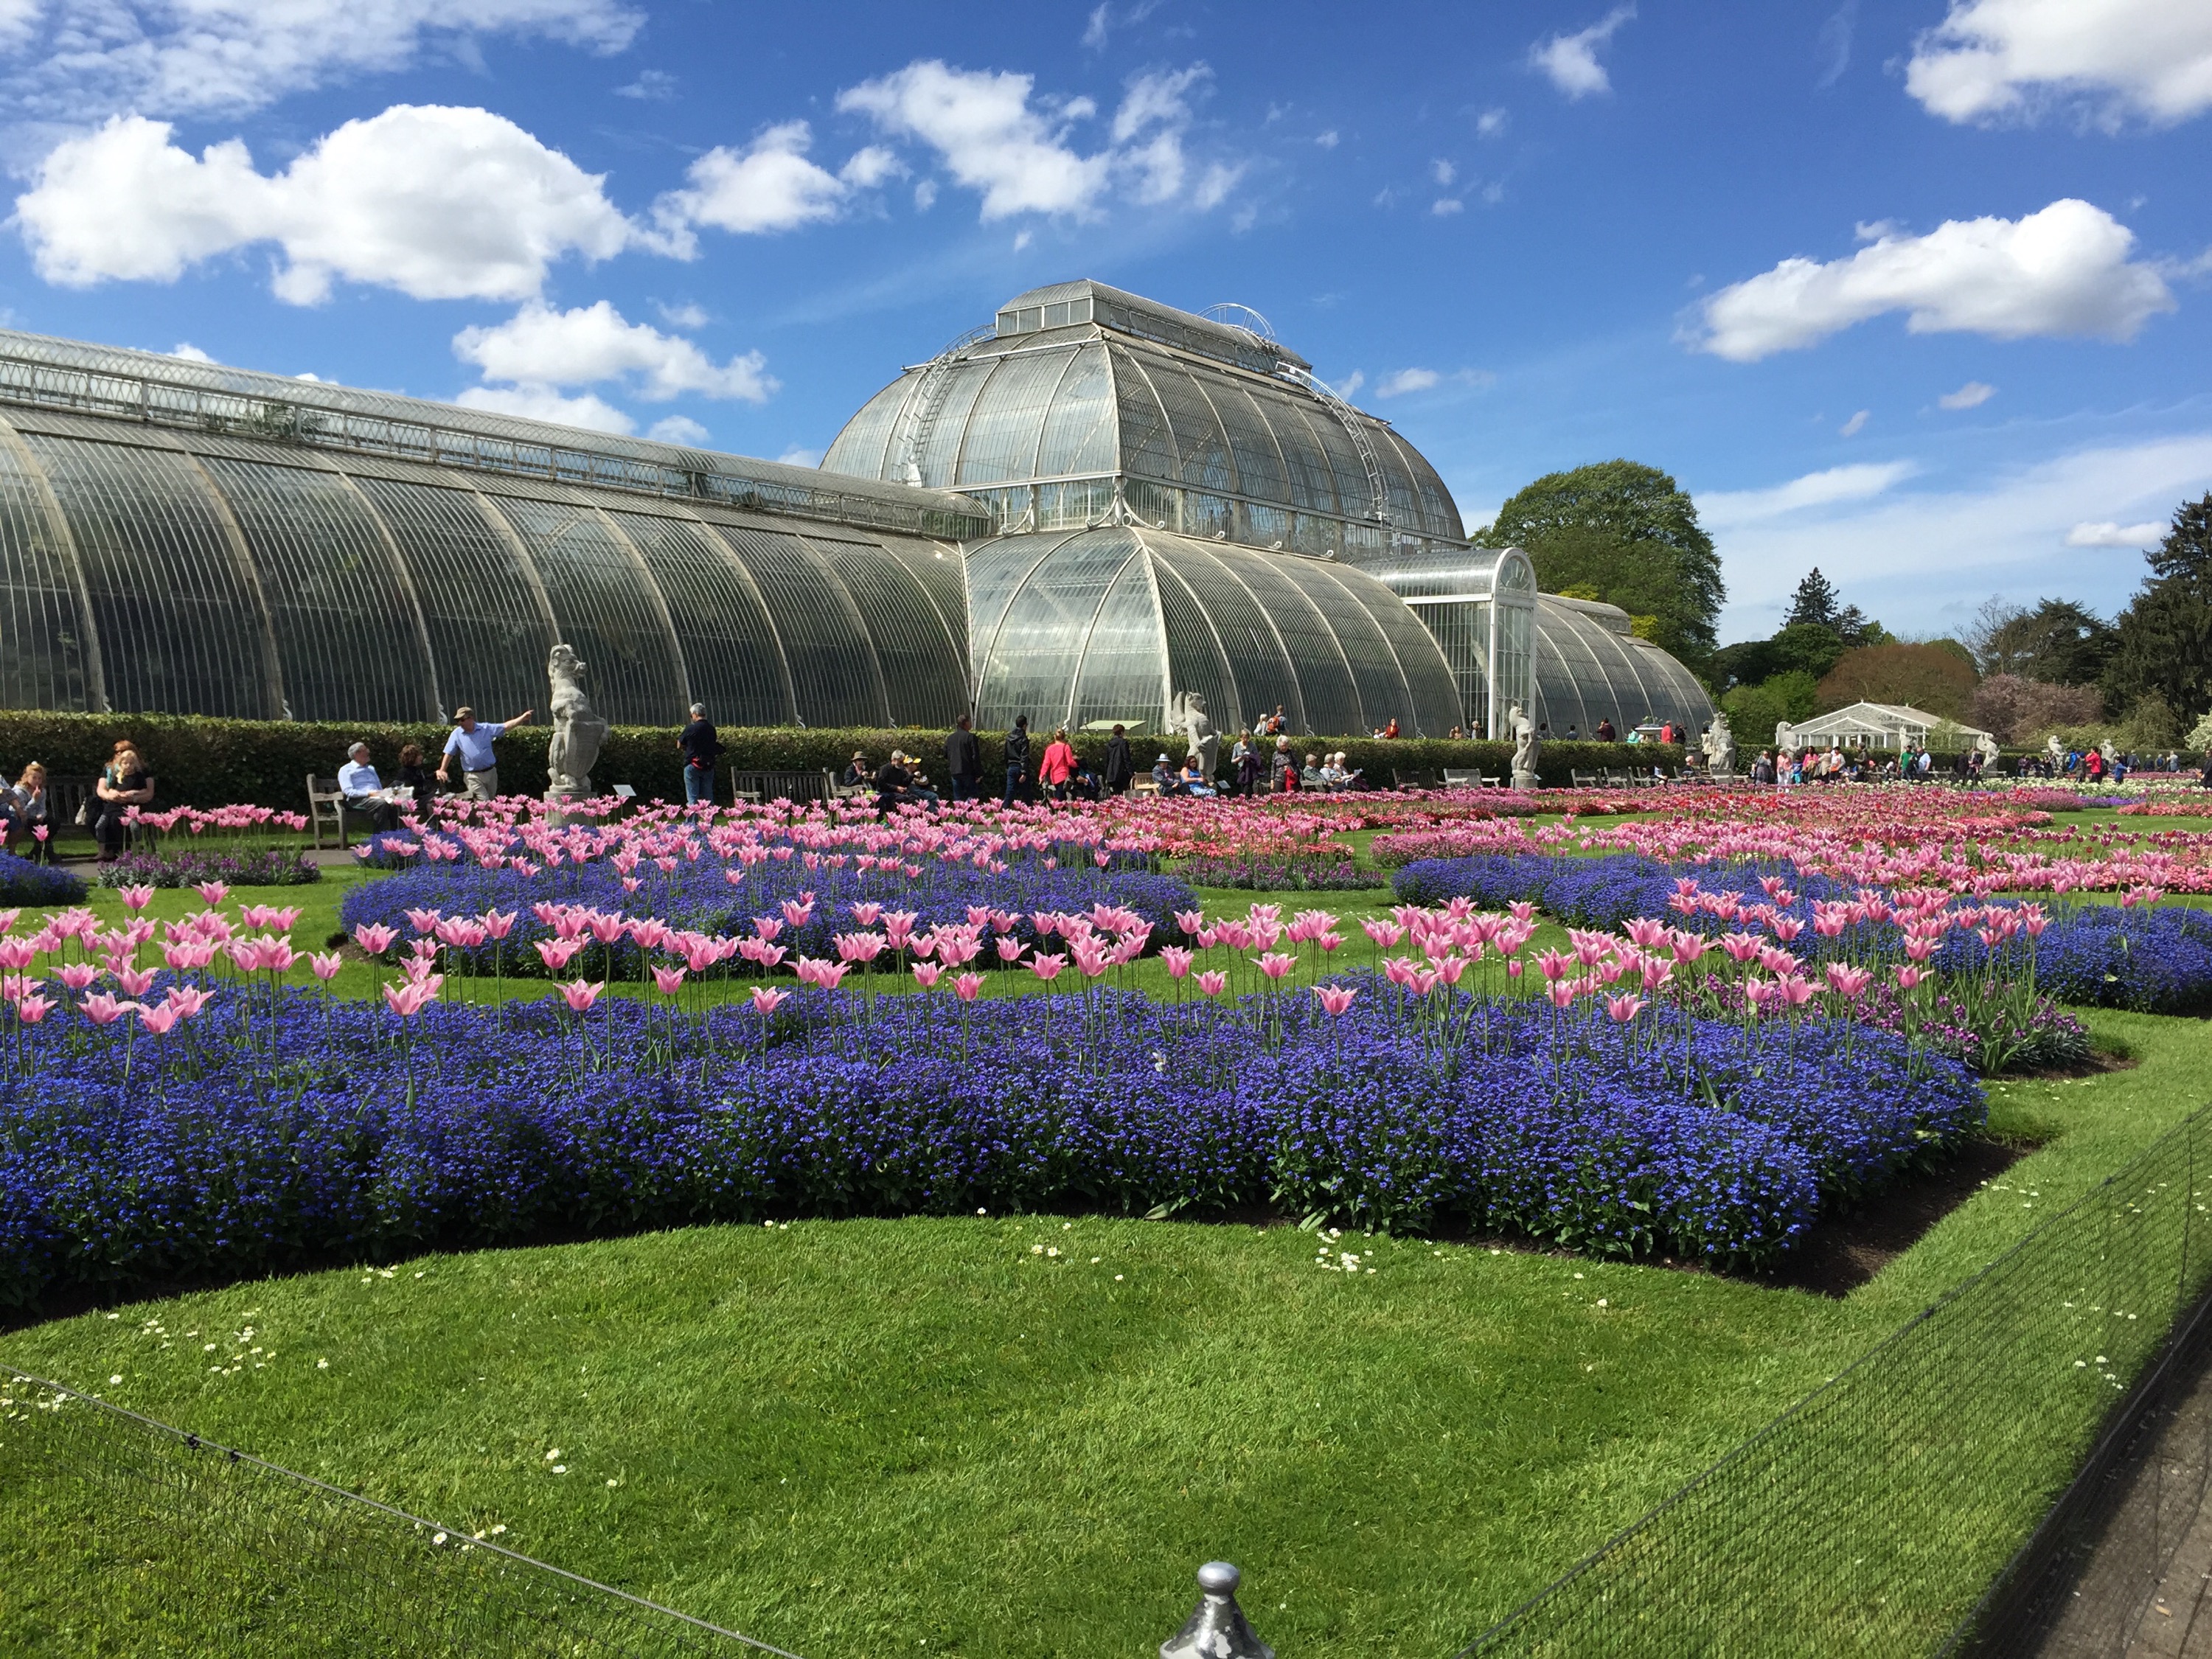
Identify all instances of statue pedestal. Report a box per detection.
[1511,768,1540,790]
[544,783,592,827]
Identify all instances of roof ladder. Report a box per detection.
[888,325,995,488]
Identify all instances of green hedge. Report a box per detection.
[0,710,1686,811]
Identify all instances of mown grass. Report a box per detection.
[3,852,2210,1655]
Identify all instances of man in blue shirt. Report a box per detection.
[337,742,400,833]
[435,703,532,801]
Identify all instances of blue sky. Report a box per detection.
[0,0,2206,645]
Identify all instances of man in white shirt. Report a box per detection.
[435,703,532,801]
[337,742,400,832]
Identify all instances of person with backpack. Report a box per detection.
[1003,715,1032,807]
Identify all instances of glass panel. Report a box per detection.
[1242,503,1290,549]
[1321,559,1465,737]
[198,458,434,722]
[911,358,998,490]
[1368,429,1424,528]
[801,532,970,728]
[955,348,1075,487]
[704,521,885,726]
[1182,493,1234,540]
[971,528,1142,731]
[1225,549,1362,736]
[1495,600,1535,734]
[1408,599,1487,735]
[866,532,974,692]
[1036,478,1115,530]
[1068,554,1166,731]
[349,475,554,723]
[603,509,794,726]
[0,432,94,709]
[1032,344,1117,479]
[1157,538,1300,733]
[1287,400,1370,524]
[1252,386,1340,513]
[487,493,688,725]
[1534,604,1604,735]
[1280,560,1405,736]
[1397,438,1466,539]
[1109,347,1179,484]
[24,433,279,717]
[821,377,911,481]
[964,530,1081,679]
[1148,554,1240,736]
[1141,360,1235,493]
[1206,380,1290,507]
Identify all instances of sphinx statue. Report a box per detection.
[544,643,609,813]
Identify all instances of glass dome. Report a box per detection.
[1531,595,1714,737]
[824,280,1465,559]
[966,524,1464,737]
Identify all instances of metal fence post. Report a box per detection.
[1161,1562,1274,1659]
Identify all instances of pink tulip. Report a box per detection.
[0,939,36,971]
[192,881,229,907]
[133,1001,181,1034]
[911,962,942,990]
[1175,908,1206,934]
[1545,978,1577,1009]
[1312,984,1358,1016]
[117,884,156,912]
[849,902,882,925]
[309,951,344,982]
[1194,970,1228,998]
[112,965,159,998]
[1895,964,1925,991]
[1255,951,1297,982]
[404,907,444,935]
[481,909,519,939]
[555,978,603,1013]
[12,990,55,1024]
[953,972,986,1003]
[535,939,584,972]
[651,967,687,995]
[1029,953,1067,984]
[1604,993,1644,1023]
[1823,964,1872,998]
[993,935,1027,963]
[835,931,887,964]
[352,923,398,956]
[748,987,789,1016]
[1160,946,1194,979]
[54,962,100,992]
[381,981,437,1018]
[81,992,136,1025]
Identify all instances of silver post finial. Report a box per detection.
[1161,1561,1273,1659]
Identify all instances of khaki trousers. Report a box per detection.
[462,767,499,801]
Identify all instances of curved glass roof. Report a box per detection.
[824,279,1465,547]
[0,403,972,728]
[0,327,989,542]
[1531,595,1714,737]
[964,524,1463,737]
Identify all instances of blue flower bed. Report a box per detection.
[341,857,1197,975]
[0,975,1980,1307]
[0,848,86,906]
[1394,853,2212,1015]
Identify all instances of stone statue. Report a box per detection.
[544,643,608,809]
[1976,732,2001,768]
[2046,732,2065,768]
[1702,709,1736,778]
[1775,721,1797,753]
[1180,692,1220,782]
[2099,737,2119,768]
[1508,700,1540,790]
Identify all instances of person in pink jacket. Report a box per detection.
[1038,728,1079,801]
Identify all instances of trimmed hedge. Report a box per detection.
[0,709,1685,813]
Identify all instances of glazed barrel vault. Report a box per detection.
[0,288,1713,740]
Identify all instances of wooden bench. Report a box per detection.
[1441,768,1480,790]
[306,774,360,849]
[1391,768,1439,793]
[730,768,835,805]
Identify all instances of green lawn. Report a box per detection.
[4,856,2211,1655]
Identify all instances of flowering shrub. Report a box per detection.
[0,850,86,906]
[94,847,320,889]
[1175,850,1379,891]
[0,968,1980,1306]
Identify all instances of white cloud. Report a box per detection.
[1939,380,1996,408]
[1335,369,1365,400]
[914,178,938,211]
[776,445,822,467]
[1430,158,1455,187]
[839,60,1109,220]
[1530,7,1635,100]
[645,414,710,446]
[2,0,641,123]
[837,58,1234,221]
[2067,518,2165,546]
[654,301,709,329]
[167,341,213,362]
[453,300,775,402]
[655,122,853,239]
[455,383,635,434]
[1431,198,1463,217]
[1839,408,1869,437]
[1699,460,1917,528]
[15,106,639,303]
[614,69,675,101]
[1706,436,2212,636]
[1315,129,1339,148]
[1476,108,1509,137]
[1692,198,2174,361]
[1082,4,1109,49]
[1906,0,2212,128]
[1375,367,1440,398]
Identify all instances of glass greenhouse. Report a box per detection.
[0,329,987,728]
[1530,594,1717,737]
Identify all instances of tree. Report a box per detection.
[1980,599,2115,686]
[1523,524,1707,663]
[1721,671,1818,750]
[1785,568,1840,631]
[1478,460,1725,660]
[1815,643,1977,720]
[1715,622,1848,689]
[2106,494,2212,724]
[1970,675,2103,745]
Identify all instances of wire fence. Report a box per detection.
[0,1364,801,1658]
[1456,1102,2212,1658]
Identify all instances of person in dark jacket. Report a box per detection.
[946,715,982,801]
[1003,715,1032,807]
[1102,724,1134,794]
[1236,740,1266,796]
[678,703,722,806]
